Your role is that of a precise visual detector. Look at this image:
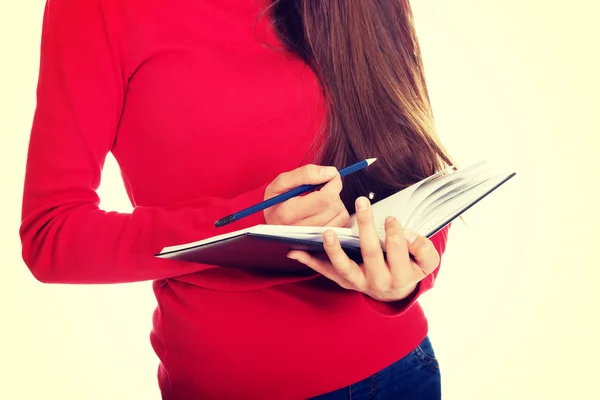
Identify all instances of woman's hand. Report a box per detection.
[264,164,350,228]
[287,196,441,302]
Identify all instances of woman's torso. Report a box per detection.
[109,1,430,398]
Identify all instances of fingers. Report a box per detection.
[269,164,338,195]
[287,248,358,290]
[288,229,366,291]
[290,174,343,218]
[405,230,441,276]
[299,198,349,227]
[279,174,345,226]
[383,217,413,287]
[287,206,441,303]
[266,166,344,226]
[322,202,351,228]
[321,230,366,288]
[354,197,388,288]
[386,224,440,285]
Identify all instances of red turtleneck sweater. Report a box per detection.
[20,1,449,399]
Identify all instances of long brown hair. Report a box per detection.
[269,0,452,213]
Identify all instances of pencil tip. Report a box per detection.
[366,158,377,165]
[214,215,236,228]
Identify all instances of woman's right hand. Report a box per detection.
[263,164,350,228]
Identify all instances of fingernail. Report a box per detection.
[323,231,335,245]
[385,216,395,226]
[287,252,298,260]
[356,197,369,211]
[322,167,337,178]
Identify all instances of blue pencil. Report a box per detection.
[214,158,377,228]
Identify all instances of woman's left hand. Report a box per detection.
[287,196,441,303]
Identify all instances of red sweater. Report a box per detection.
[20,1,449,399]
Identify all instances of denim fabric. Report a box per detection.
[310,336,441,400]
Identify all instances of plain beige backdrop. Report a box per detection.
[1,1,598,399]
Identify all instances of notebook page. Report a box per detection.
[160,225,356,254]
[404,163,499,230]
[404,180,473,230]
[414,173,507,236]
[404,160,489,216]
[346,166,453,238]
[416,167,502,223]
[160,227,256,253]
[255,231,363,248]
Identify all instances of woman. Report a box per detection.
[20,0,453,399]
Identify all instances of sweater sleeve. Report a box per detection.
[361,224,450,316]
[19,0,269,284]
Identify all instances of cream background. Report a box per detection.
[1,1,598,399]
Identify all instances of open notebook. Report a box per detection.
[156,160,516,272]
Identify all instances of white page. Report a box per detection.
[414,174,507,236]
[404,163,499,230]
[416,175,501,230]
[347,161,495,239]
[416,168,502,223]
[255,231,363,248]
[346,165,454,238]
[159,224,357,254]
[160,227,257,253]
[404,160,490,216]
[404,180,473,230]
[252,224,356,236]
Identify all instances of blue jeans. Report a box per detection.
[310,336,441,400]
